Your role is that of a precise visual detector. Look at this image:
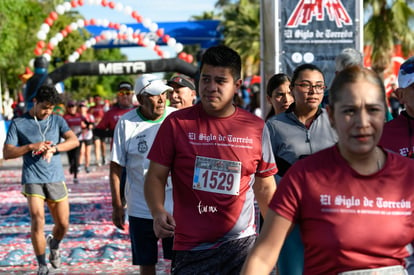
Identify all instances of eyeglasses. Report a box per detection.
[117,91,134,96]
[293,82,326,93]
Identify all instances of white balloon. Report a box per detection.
[37,31,47,41]
[148,40,156,49]
[124,6,132,16]
[127,27,134,35]
[143,37,150,46]
[163,51,171,58]
[85,41,92,48]
[142,18,152,29]
[95,19,103,26]
[149,23,158,33]
[70,22,78,31]
[50,37,59,46]
[68,55,76,63]
[119,24,127,33]
[55,5,65,15]
[174,43,184,53]
[167,37,176,47]
[55,33,64,42]
[77,19,85,28]
[90,38,97,45]
[73,52,80,59]
[40,23,50,33]
[43,53,51,62]
[115,3,123,11]
[63,2,71,11]
[101,19,109,27]
[29,58,35,68]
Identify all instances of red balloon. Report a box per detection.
[154,45,160,52]
[65,25,72,33]
[49,11,58,21]
[44,49,52,56]
[162,35,170,43]
[83,19,89,26]
[60,30,68,37]
[186,54,194,63]
[47,43,54,51]
[101,0,108,7]
[78,0,84,6]
[34,47,43,56]
[131,11,139,19]
[178,52,187,60]
[90,18,96,25]
[136,15,142,23]
[71,0,78,8]
[113,23,120,30]
[156,28,164,37]
[108,1,115,9]
[81,44,87,51]
[76,48,83,54]
[37,41,45,49]
[45,17,54,26]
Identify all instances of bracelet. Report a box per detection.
[52,144,59,153]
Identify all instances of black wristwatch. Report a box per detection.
[52,144,59,153]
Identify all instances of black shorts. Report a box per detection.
[81,139,93,146]
[171,235,256,274]
[129,216,173,265]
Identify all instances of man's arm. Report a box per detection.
[252,175,277,217]
[109,161,125,230]
[241,211,293,275]
[144,160,175,238]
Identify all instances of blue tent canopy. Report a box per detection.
[84,20,222,49]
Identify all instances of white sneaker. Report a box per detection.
[46,234,61,269]
[37,264,49,275]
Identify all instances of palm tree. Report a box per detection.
[221,0,260,77]
[364,0,414,76]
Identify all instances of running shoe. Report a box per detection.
[46,234,61,269]
[37,264,49,275]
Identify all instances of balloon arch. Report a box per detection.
[32,0,194,66]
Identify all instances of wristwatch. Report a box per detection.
[52,144,59,153]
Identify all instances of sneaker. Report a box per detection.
[73,178,79,184]
[46,234,61,269]
[85,167,90,173]
[37,264,49,275]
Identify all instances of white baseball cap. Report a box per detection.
[398,56,414,89]
[134,74,173,96]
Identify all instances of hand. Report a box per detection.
[112,205,125,230]
[32,141,52,156]
[153,211,176,238]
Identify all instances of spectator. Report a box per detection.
[78,100,94,173]
[265,73,294,120]
[110,74,174,275]
[167,75,197,109]
[380,57,414,274]
[144,45,277,274]
[89,95,106,167]
[266,64,338,275]
[94,81,135,164]
[63,100,82,184]
[335,48,363,73]
[242,66,414,274]
[3,85,79,275]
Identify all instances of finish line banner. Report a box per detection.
[278,0,362,86]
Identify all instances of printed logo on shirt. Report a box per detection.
[137,140,148,153]
[320,194,412,216]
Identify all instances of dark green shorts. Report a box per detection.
[22,181,68,202]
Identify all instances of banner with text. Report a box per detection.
[278,0,362,86]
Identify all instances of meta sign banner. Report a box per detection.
[278,0,362,86]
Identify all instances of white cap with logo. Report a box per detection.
[134,74,173,96]
[398,56,414,89]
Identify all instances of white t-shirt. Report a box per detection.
[111,107,175,219]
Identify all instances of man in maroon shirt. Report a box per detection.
[93,81,135,160]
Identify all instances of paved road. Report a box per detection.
[0,150,170,275]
